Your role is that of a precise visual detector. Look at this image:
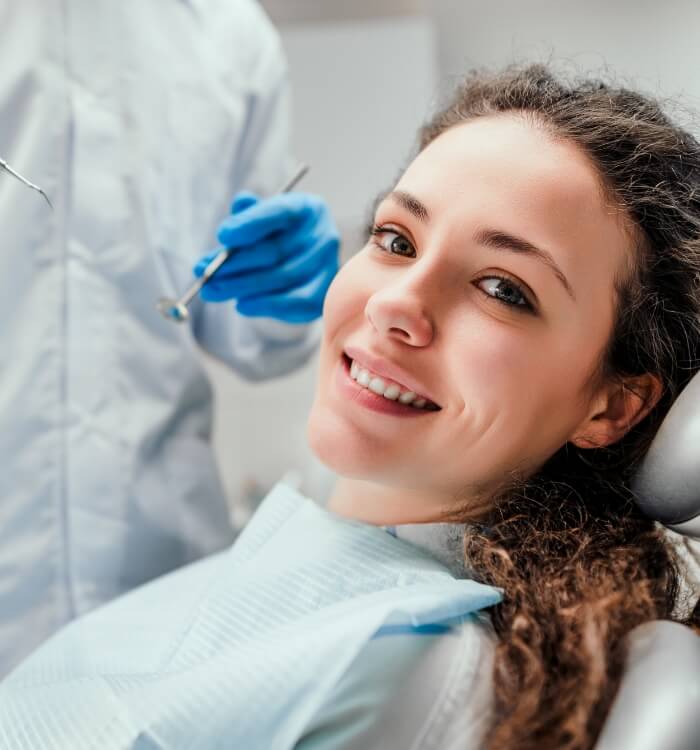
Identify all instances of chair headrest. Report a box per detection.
[595,620,700,750]
[633,371,700,539]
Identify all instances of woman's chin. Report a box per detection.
[306,408,383,480]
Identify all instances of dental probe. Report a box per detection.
[157,163,309,324]
[0,157,53,209]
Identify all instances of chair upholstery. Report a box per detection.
[595,621,700,750]
[633,371,700,539]
[596,370,700,748]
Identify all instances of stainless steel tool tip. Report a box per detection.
[157,298,190,323]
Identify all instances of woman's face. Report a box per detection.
[308,115,634,521]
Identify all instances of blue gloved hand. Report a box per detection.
[193,191,340,324]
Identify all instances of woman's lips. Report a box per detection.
[335,355,439,418]
[343,345,440,407]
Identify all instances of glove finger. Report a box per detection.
[230,191,259,214]
[217,193,318,248]
[208,238,337,301]
[199,269,294,302]
[198,249,304,301]
[206,240,283,281]
[193,237,289,279]
[236,263,339,323]
[193,249,220,278]
[198,281,240,303]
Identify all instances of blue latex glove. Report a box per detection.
[193,191,340,324]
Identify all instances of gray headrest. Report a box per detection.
[595,620,700,750]
[633,371,700,539]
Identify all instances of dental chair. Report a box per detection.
[392,373,700,750]
[370,374,700,750]
[595,371,700,750]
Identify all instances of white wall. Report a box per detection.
[281,16,437,246]
[432,0,700,111]
[204,13,437,521]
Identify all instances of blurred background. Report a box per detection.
[204,0,700,522]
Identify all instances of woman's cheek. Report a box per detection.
[323,259,372,331]
[321,268,346,321]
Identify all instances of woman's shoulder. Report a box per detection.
[297,613,495,750]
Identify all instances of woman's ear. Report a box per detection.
[570,373,663,449]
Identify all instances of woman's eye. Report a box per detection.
[477,276,534,312]
[370,226,416,258]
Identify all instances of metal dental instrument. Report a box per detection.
[0,157,53,209]
[157,163,309,324]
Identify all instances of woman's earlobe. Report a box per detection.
[570,373,664,449]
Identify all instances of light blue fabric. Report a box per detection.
[0,483,501,750]
[297,629,451,750]
[298,616,496,750]
[0,0,321,676]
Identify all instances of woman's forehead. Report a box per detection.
[398,116,606,221]
[387,115,634,305]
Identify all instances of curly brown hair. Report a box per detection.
[419,65,700,750]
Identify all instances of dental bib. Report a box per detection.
[0,483,501,750]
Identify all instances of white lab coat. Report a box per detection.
[0,0,319,676]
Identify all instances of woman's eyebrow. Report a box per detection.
[386,190,430,222]
[383,190,575,301]
[475,228,576,301]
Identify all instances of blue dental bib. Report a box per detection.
[0,483,501,749]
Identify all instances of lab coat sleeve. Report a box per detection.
[192,20,321,381]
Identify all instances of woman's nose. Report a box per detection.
[365,286,434,347]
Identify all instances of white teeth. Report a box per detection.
[347,357,437,410]
[383,384,401,400]
[368,377,386,394]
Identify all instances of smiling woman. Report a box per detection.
[2,65,700,750]
[309,108,657,527]
[307,65,700,748]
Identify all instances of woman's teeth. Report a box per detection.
[349,359,438,410]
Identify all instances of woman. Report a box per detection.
[3,65,700,750]
[306,65,700,749]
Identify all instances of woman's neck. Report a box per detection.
[327,477,458,525]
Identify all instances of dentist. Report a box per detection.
[0,0,339,675]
